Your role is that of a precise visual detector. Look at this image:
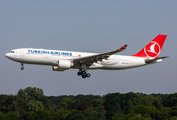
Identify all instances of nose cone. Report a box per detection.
[5,53,10,59]
[5,53,8,58]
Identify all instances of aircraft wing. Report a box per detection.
[73,44,127,64]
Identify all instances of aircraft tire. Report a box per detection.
[77,72,82,76]
[21,67,24,70]
[82,71,86,74]
[82,74,86,79]
[86,73,91,77]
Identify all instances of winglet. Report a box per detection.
[119,44,128,50]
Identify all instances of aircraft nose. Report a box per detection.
[5,53,7,57]
[5,53,10,58]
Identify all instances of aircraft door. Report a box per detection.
[19,50,24,57]
[129,57,133,64]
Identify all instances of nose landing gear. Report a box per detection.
[77,69,91,79]
[21,63,24,70]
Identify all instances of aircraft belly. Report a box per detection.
[91,58,146,70]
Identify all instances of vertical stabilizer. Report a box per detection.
[131,34,167,58]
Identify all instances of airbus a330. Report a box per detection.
[5,34,168,78]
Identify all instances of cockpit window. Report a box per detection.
[9,51,15,53]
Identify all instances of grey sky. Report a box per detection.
[1,1,177,96]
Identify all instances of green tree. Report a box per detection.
[163,93,177,107]
[135,93,143,105]
[75,94,85,102]
[98,105,106,114]
[34,110,52,120]
[103,93,121,120]
[80,98,93,112]
[121,92,137,105]
[84,107,98,117]
[124,99,133,114]
[58,97,72,110]
[17,89,26,99]
[0,94,6,106]
[66,110,85,120]
[17,87,44,101]
[27,100,44,112]
[51,112,61,120]
[57,110,71,119]
[152,98,162,110]
[15,97,28,115]
[112,113,125,120]
[0,94,7,113]
[7,112,19,120]
[151,111,170,120]
[51,110,71,120]
[0,112,7,120]
[10,100,20,115]
[171,106,177,116]
[68,99,81,110]
[160,107,171,114]
[18,111,36,120]
[2,95,17,114]
[15,87,46,115]
[91,99,104,107]
[134,105,157,115]
[170,116,177,120]
[143,95,155,106]
[39,97,54,111]
[124,114,151,120]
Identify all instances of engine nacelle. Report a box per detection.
[52,66,65,71]
[52,60,74,71]
[58,60,74,69]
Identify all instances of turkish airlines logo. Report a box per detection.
[144,41,161,58]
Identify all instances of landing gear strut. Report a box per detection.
[21,63,24,70]
[77,69,91,79]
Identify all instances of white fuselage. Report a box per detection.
[5,48,156,71]
[5,35,167,78]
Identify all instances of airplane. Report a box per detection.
[5,34,168,79]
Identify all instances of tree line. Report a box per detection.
[0,87,177,120]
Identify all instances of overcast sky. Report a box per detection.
[1,1,177,96]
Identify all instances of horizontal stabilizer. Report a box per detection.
[145,56,169,64]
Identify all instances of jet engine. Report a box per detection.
[52,60,74,71]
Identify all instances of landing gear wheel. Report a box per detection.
[21,63,24,70]
[82,74,87,78]
[86,73,91,78]
[77,69,91,78]
[21,67,24,70]
[77,72,82,76]
[82,71,86,74]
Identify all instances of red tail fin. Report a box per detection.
[131,34,167,58]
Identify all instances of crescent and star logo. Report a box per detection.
[144,41,161,58]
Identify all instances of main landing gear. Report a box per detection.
[77,69,91,79]
[21,63,24,70]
